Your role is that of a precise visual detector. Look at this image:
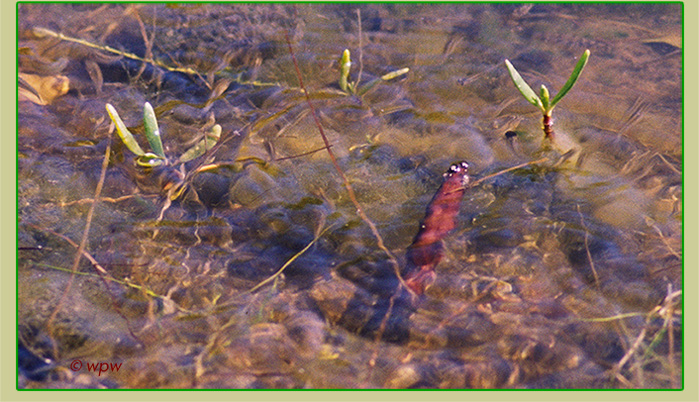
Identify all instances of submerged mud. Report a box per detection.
[18,3,681,389]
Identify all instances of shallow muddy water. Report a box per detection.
[18,3,682,389]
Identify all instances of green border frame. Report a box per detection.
[6,1,697,401]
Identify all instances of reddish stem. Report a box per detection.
[543,114,554,139]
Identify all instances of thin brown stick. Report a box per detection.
[660,284,681,388]
[33,27,197,75]
[577,204,601,288]
[129,6,154,82]
[614,372,634,388]
[59,194,158,206]
[421,303,469,348]
[26,224,109,276]
[355,8,364,89]
[650,223,681,260]
[284,33,411,295]
[468,157,549,188]
[653,152,681,175]
[613,324,648,381]
[668,300,677,388]
[274,144,334,162]
[46,139,111,358]
[369,293,396,367]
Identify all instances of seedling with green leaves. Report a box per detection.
[106,102,221,201]
[106,102,221,167]
[505,49,590,140]
[338,48,409,96]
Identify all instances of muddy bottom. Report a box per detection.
[18,3,681,389]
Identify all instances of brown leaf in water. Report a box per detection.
[643,35,681,49]
[18,72,69,105]
[642,35,681,56]
[84,59,103,95]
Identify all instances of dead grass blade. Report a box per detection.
[247,223,334,294]
[610,284,682,387]
[468,157,550,188]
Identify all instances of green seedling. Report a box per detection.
[177,125,222,164]
[106,101,224,226]
[105,102,221,167]
[505,49,590,139]
[338,49,409,96]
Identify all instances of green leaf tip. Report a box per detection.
[504,59,544,111]
[381,67,409,81]
[339,49,352,93]
[143,102,165,157]
[355,67,409,96]
[106,103,145,156]
[550,49,590,107]
[540,84,550,110]
[340,49,351,67]
[178,124,221,163]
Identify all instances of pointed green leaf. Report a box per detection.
[210,123,222,139]
[106,103,145,156]
[178,124,221,163]
[381,67,410,81]
[505,59,544,111]
[550,49,590,107]
[356,77,381,96]
[143,102,165,157]
[356,67,410,96]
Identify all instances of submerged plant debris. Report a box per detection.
[18,3,681,389]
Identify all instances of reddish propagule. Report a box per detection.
[403,161,469,295]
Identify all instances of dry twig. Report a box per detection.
[46,139,111,358]
[576,203,601,288]
[611,284,682,387]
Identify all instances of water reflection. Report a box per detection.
[18,3,681,389]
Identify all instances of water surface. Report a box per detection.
[18,3,682,389]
